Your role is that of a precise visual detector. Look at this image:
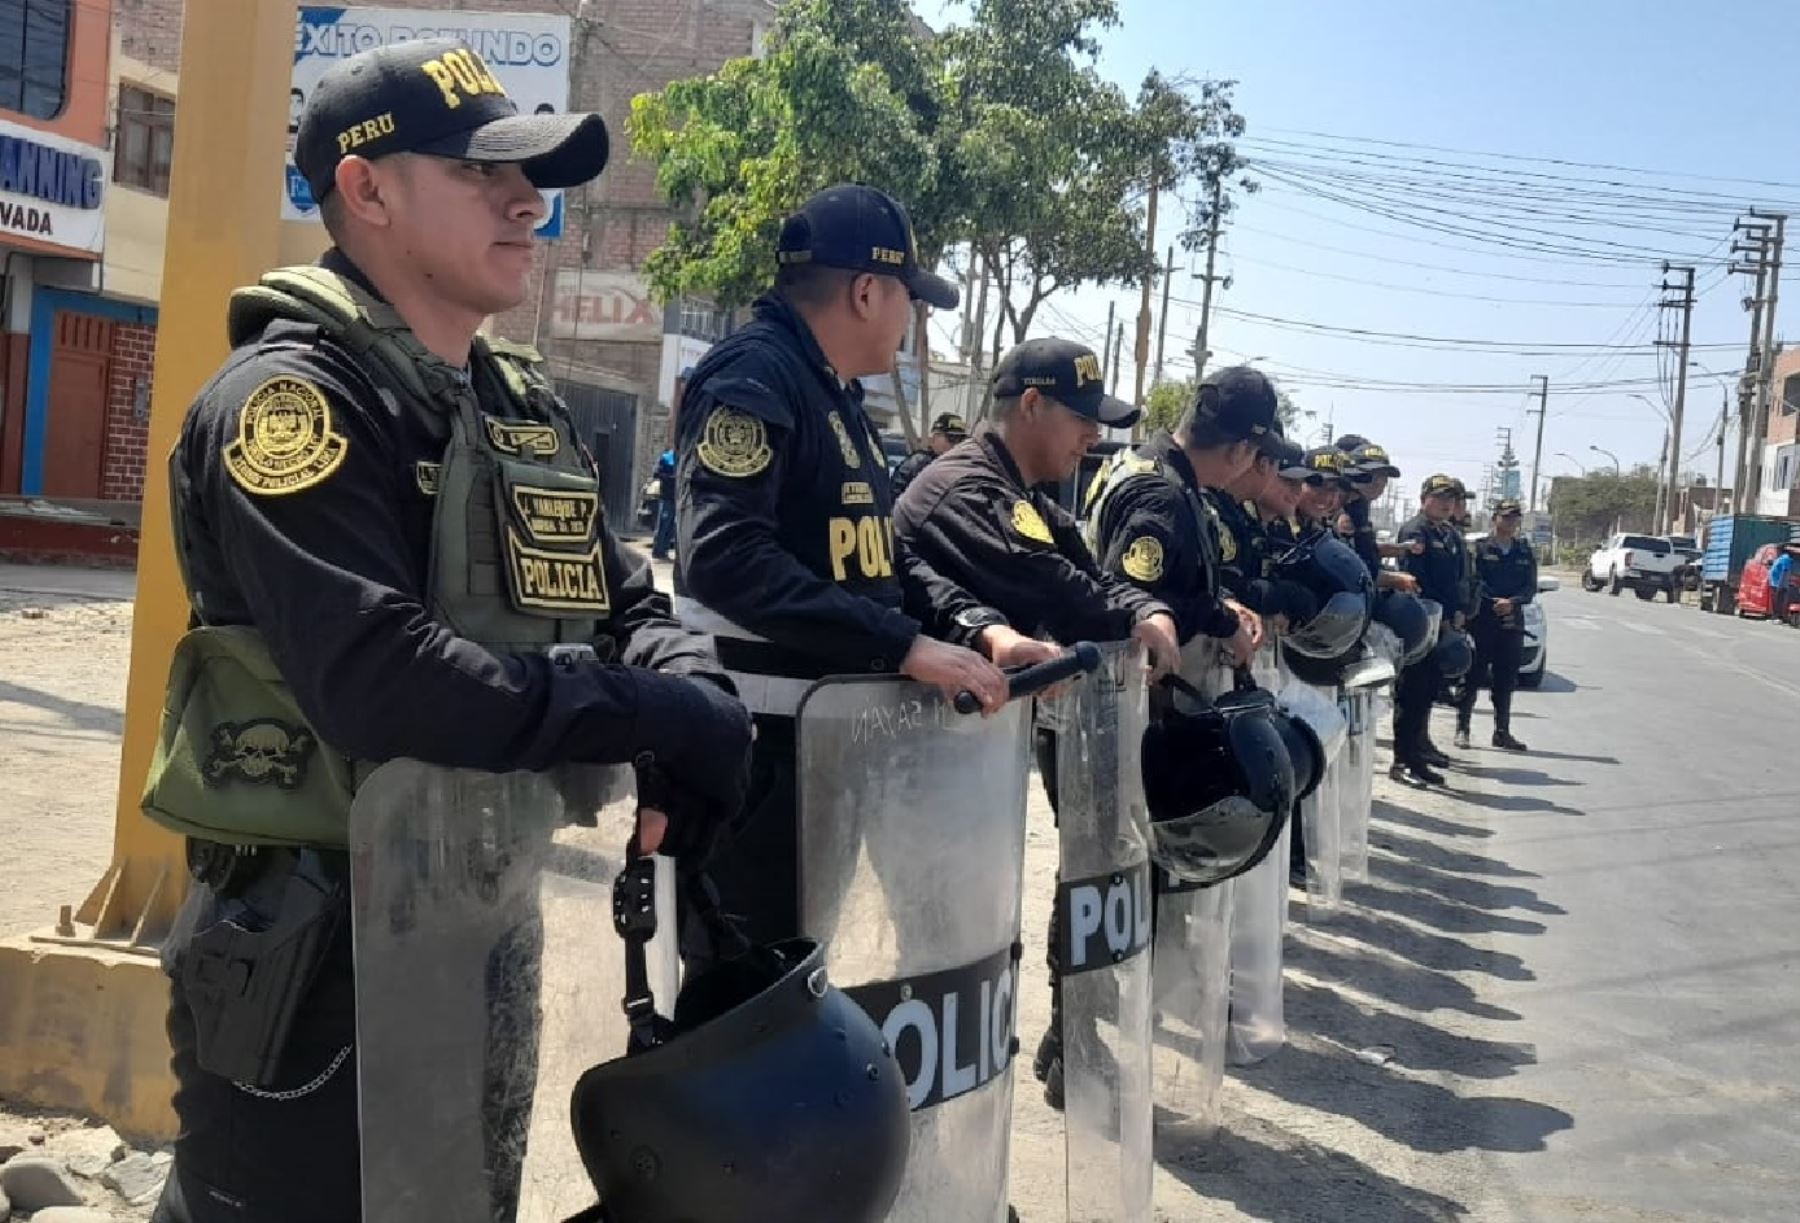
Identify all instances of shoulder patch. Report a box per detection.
[697,407,773,478]
[1122,535,1165,582]
[223,375,348,496]
[828,411,863,469]
[1219,523,1238,562]
[1011,500,1055,545]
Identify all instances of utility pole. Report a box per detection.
[1656,263,1696,533]
[1652,428,1670,533]
[1527,374,1549,512]
[1747,212,1786,510]
[1109,326,1124,397]
[1153,245,1175,386]
[1715,393,1728,516]
[1729,215,1778,512]
[1190,177,1226,380]
[964,247,991,421]
[1132,181,1159,408]
[1100,299,1115,384]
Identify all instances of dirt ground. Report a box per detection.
[1,563,1532,1223]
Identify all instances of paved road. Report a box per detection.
[1304,580,1800,1223]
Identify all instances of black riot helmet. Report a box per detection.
[1271,528,1375,678]
[1141,674,1320,885]
[1432,626,1474,680]
[1373,590,1436,667]
[570,937,910,1223]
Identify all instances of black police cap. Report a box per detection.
[777,185,959,310]
[1301,446,1353,486]
[991,337,1139,427]
[1346,441,1401,478]
[1193,366,1277,443]
[930,412,968,437]
[295,39,609,202]
[1494,497,1524,517]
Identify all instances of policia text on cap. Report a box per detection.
[139,40,753,1223]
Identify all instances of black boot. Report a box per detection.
[1391,758,1445,786]
[1493,729,1528,751]
[1419,741,1453,768]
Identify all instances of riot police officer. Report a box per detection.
[1392,473,1469,784]
[1085,367,1275,664]
[144,40,752,1223]
[1295,446,1360,533]
[893,337,1181,1109]
[890,410,968,498]
[1210,429,1319,628]
[1335,435,1418,593]
[674,184,1018,966]
[1456,498,1536,751]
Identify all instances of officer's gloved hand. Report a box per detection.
[628,669,753,837]
[634,762,732,865]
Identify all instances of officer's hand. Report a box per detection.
[1131,613,1181,680]
[634,671,753,817]
[1227,600,1265,650]
[977,625,1062,670]
[636,807,669,855]
[904,636,1008,715]
[1381,571,1420,594]
[1494,597,1514,617]
[1408,539,1426,556]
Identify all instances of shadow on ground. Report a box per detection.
[1156,1109,1472,1223]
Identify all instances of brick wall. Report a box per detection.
[101,323,157,501]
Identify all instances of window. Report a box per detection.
[1782,374,1800,417]
[1621,535,1669,554]
[678,299,729,342]
[1775,444,1798,493]
[0,0,71,120]
[114,86,175,196]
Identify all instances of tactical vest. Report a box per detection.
[143,266,609,848]
[1082,444,1224,576]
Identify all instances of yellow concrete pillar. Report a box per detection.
[0,0,298,1141]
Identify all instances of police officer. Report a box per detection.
[892,337,1182,1109]
[1086,367,1276,666]
[1210,428,1319,629]
[890,410,969,498]
[1335,435,1419,593]
[1455,497,1536,751]
[145,40,752,1223]
[1392,473,1469,784]
[674,184,1017,966]
[1295,446,1359,533]
[893,338,1180,670]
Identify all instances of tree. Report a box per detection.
[627,0,947,307]
[1548,468,1660,545]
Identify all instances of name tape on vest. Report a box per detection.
[511,484,599,545]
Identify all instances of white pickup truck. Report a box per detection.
[1582,532,1680,601]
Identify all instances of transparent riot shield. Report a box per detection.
[1048,642,1154,1223]
[797,677,1031,1223]
[1279,675,1351,920]
[351,761,666,1223]
[1153,643,1236,1140]
[1337,655,1394,885]
[1226,813,1291,1066]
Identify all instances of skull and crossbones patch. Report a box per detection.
[205,719,317,790]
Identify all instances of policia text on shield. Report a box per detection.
[138,41,761,1223]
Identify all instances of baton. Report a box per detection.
[954,640,1103,714]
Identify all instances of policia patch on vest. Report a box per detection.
[503,526,610,613]
[223,377,349,496]
[1011,500,1055,545]
[697,408,773,478]
[1121,535,1164,582]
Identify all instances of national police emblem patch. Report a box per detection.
[1122,535,1164,582]
[697,407,773,478]
[224,376,348,496]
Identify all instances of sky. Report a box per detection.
[913,0,1797,513]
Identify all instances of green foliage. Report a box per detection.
[627,0,1252,336]
[1547,468,1661,547]
[1141,376,1302,437]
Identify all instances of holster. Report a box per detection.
[175,844,346,1087]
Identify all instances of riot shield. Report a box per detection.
[1153,643,1236,1139]
[1228,641,1295,1067]
[1338,655,1395,885]
[797,676,1031,1223]
[1279,674,1351,919]
[351,761,664,1223]
[1047,642,1154,1223]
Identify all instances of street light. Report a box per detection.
[1556,451,1588,474]
[1590,445,1621,474]
[1628,392,1671,424]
